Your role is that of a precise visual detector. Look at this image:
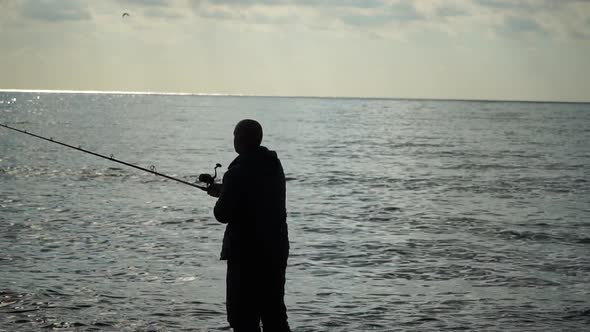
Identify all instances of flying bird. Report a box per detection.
[122,12,130,18]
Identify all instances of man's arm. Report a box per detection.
[212,171,242,224]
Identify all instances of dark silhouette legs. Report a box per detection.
[227,260,290,332]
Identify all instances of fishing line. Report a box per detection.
[0,123,220,191]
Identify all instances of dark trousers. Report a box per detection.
[226,259,290,332]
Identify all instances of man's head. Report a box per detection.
[233,119,263,155]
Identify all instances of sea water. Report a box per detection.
[0,92,589,331]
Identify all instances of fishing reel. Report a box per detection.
[197,163,222,188]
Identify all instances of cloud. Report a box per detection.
[142,7,184,19]
[477,0,590,11]
[20,0,91,22]
[386,1,423,22]
[123,0,172,6]
[204,0,385,9]
[435,6,468,18]
[7,0,590,41]
[420,0,590,40]
[337,2,423,28]
[476,0,528,10]
[189,0,425,33]
[503,16,543,33]
[117,0,184,19]
[339,13,394,27]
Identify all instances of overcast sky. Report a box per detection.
[1,0,589,101]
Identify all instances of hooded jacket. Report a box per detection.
[214,146,289,263]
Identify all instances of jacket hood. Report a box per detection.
[229,146,280,173]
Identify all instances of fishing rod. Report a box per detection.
[0,123,221,191]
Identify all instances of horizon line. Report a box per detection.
[1,88,588,105]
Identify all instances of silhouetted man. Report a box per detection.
[207,119,291,332]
